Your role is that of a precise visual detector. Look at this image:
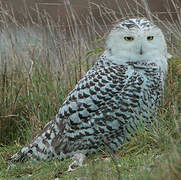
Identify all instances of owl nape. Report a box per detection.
[9,18,168,171]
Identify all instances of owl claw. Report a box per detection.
[68,153,86,172]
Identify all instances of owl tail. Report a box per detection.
[8,120,61,162]
[8,146,32,162]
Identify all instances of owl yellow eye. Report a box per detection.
[124,37,134,41]
[147,36,154,40]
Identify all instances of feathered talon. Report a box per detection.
[68,153,86,172]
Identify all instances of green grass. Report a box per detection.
[0,0,181,179]
[0,58,181,179]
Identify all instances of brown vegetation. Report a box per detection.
[1,0,180,26]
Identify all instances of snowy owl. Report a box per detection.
[9,18,169,163]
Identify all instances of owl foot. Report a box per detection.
[68,153,86,172]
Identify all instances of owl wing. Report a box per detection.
[9,59,128,161]
[57,59,128,131]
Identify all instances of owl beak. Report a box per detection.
[139,46,143,55]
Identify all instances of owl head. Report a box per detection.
[106,18,169,71]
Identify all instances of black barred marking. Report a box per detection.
[110,84,117,88]
[68,107,76,114]
[86,82,90,88]
[94,86,100,91]
[78,93,84,99]
[89,81,95,86]
[77,86,81,91]
[83,92,90,98]
[118,113,130,120]
[97,74,102,79]
[71,95,77,101]
[97,95,105,99]
[100,90,107,96]
[89,89,96,95]
[115,18,155,31]
[115,86,124,91]
[92,99,101,106]
[64,110,70,117]
[102,96,111,101]
[83,103,91,108]
[107,75,112,81]
[99,127,105,133]
[95,119,105,126]
[85,131,92,136]
[80,84,86,89]
[77,107,84,111]
[98,81,105,87]
[110,73,117,79]
[101,79,109,83]
[78,112,88,119]
[107,125,114,131]
[126,93,140,99]
[45,133,51,140]
[69,119,81,126]
[130,98,139,104]
[87,107,98,113]
[93,78,99,83]
[93,128,99,134]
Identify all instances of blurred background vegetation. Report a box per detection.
[0,0,181,179]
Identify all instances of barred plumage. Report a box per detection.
[9,18,169,162]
